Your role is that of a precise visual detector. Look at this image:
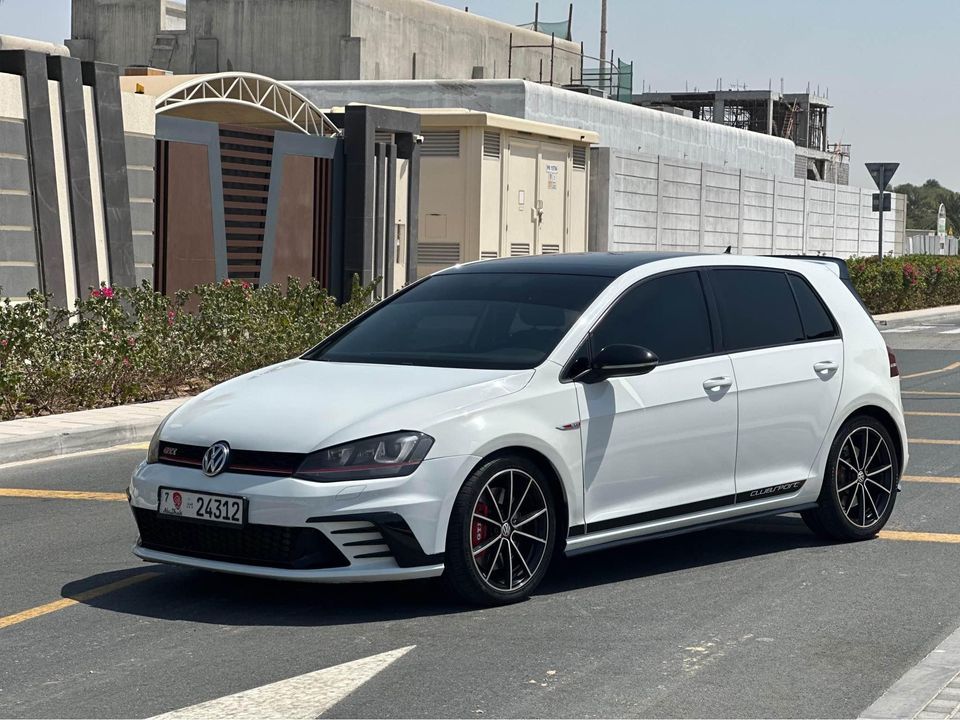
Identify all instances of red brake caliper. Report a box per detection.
[473,500,491,559]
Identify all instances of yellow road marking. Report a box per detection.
[902,475,960,485]
[0,572,159,630]
[910,438,960,446]
[879,530,960,544]
[902,390,960,397]
[900,361,960,380]
[904,411,960,417]
[0,488,126,502]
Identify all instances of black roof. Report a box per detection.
[442,252,695,278]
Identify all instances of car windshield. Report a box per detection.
[307,272,611,369]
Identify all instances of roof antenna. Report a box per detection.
[723,245,732,254]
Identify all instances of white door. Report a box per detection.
[709,268,844,496]
[505,141,538,258]
[576,270,738,530]
[537,144,567,254]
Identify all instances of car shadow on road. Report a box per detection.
[62,514,832,626]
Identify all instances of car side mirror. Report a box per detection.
[578,344,659,384]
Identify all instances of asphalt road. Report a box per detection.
[0,315,958,719]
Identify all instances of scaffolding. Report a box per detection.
[507,33,633,102]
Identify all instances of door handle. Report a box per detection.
[813,360,839,375]
[703,376,733,392]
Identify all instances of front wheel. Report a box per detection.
[444,455,556,605]
[802,415,899,541]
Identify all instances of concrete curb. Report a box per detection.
[874,304,960,324]
[0,398,189,465]
[861,622,960,719]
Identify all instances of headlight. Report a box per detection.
[145,413,173,464]
[294,431,434,482]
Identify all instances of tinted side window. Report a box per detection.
[592,271,713,363]
[712,269,805,352]
[788,275,838,340]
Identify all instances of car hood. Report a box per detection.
[163,359,534,453]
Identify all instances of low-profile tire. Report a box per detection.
[802,415,899,541]
[444,455,557,606]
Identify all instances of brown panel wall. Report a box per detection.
[157,141,217,293]
[272,154,317,288]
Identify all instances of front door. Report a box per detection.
[576,270,739,530]
[708,268,844,496]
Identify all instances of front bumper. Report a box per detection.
[128,454,479,582]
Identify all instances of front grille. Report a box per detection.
[158,442,302,477]
[133,508,349,570]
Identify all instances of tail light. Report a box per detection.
[887,345,900,377]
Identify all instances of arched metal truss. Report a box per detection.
[153,73,339,137]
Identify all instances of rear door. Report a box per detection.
[708,268,843,498]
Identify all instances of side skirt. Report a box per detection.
[563,502,818,558]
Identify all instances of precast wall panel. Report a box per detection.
[601,147,905,258]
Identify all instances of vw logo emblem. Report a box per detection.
[202,441,230,477]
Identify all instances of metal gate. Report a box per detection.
[154,116,341,295]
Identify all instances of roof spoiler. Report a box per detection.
[772,255,851,279]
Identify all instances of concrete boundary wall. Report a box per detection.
[591,148,906,258]
[0,51,138,304]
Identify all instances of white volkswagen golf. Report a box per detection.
[129,252,907,605]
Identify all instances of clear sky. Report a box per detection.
[1,0,954,190]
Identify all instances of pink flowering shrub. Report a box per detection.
[848,255,960,313]
[0,277,375,420]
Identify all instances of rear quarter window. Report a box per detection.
[788,274,839,340]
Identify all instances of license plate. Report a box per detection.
[158,488,245,526]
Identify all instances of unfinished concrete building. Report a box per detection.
[67,0,582,83]
[633,89,850,185]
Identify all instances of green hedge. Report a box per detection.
[847,255,960,314]
[0,278,375,421]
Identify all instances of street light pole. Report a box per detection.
[599,0,608,83]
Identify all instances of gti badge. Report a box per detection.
[202,441,230,477]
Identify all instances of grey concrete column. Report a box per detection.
[82,61,135,288]
[801,180,809,254]
[771,176,778,251]
[343,107,376,290]
[737,169,744,253]
[587,147,610,252]
[395,133,420,286]
[798,100,810,148]
[712,96,725,123]
[655,156,665,250]
[384,143,397,294]
[831,182,838,255]
[766,99,774,135]
[698,162,706,252]
[48,56,98,296]
[373,142,386,291]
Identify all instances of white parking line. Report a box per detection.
[150,646,415,719]
[940,327,960,334]
[882,325,925,333]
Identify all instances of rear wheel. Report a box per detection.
[444,455,556,605]
[802,416,899,541]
